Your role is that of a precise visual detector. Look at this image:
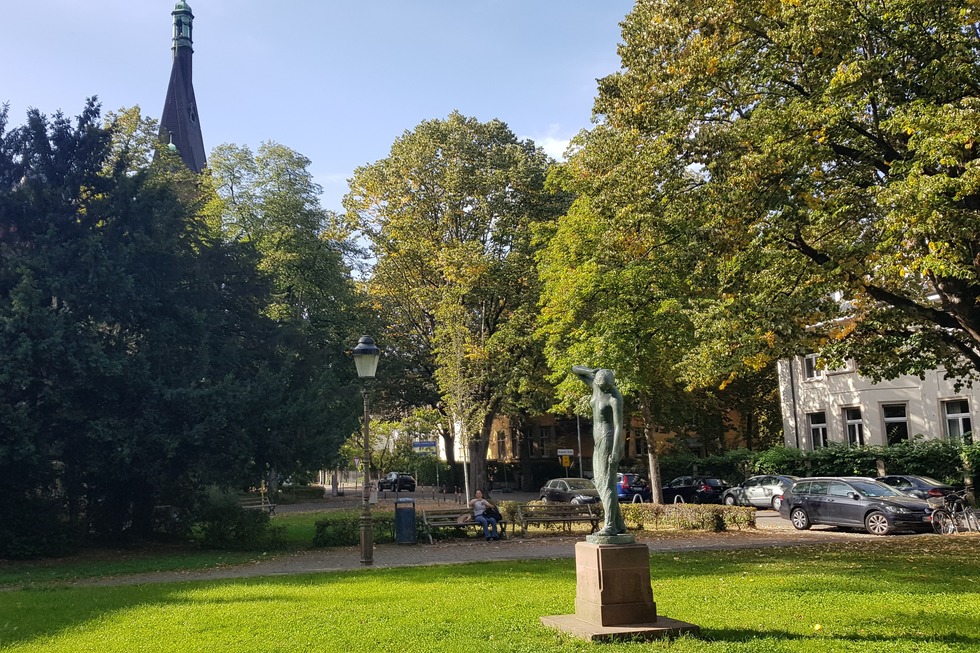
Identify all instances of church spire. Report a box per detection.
[159,1,206,172]
[172,1,194,54]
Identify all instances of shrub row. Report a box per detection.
[307,502,753,548]
[654,440,980,486]
[621,503,755,532]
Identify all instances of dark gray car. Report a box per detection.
[378,472,416,492]
[778,476,933,535]
[875,474,955,500]
[539,478,600,504]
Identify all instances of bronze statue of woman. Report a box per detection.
[572,365,627,536]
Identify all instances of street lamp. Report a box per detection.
[352,335,380,565]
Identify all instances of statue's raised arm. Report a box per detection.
[572,365,599,387]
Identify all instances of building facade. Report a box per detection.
[778,355,977,450]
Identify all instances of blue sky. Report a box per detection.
[4,1,634,211]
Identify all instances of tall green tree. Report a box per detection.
[579,0,980,385]
[537,172,709,496]
[345,112,567,494]
[0,100,277,549]
[208,142,362,488]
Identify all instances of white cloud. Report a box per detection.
[525,124,571,161]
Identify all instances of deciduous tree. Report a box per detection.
[208,142,363,489]
[579,0,980,384]
[345,112,567,494]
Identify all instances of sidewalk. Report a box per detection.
[74,519,880,588]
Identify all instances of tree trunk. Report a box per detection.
[468,410,497,497]
[639,400,663,504]
[439,427,456,492]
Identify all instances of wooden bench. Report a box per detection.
[515,502,600,536]
[420,507,507,544]
[240,494,276,516]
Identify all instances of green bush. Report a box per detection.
[658,441,977,487]
[0,496,75,559]
[275,486,324,504]
[195,487,284,550]
[620,503,754,532]
[312,510,398,547]
[752,447,807,476]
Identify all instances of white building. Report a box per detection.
[777,354,976,450]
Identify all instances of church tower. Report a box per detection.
[159,1,206,172]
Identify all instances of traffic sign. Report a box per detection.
[557,448,574,456]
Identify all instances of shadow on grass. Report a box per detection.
[703,625,980,649]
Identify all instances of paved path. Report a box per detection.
[19,491,912,588]
[73,522,884,588]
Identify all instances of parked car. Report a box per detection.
[875,475,955,500]
[539,477,600,504]
[617,473,652,502]
[378,472,416,492]
[722,475,798,510]
[778,476,933,535]
[661,476,730,504]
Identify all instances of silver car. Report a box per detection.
[722,475,798,510]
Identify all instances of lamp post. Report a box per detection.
[352,335,380,566]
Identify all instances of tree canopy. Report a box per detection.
[0,101,285,548]
[345,112,567,493]
[208,141,363,488]
[570,0,980,386]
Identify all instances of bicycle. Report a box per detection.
[931,489,980,534]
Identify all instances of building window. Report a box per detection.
[844,407,864,447]
[634,429,648,456]
[496,430,507,459]
[803,354,822,380]
[944,400,972,442]
[882,404,909,445]
[807,412,828,448]
[529,428,542,458]
[534,425,554,458]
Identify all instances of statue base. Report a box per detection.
[540,542,700,642]
[586,533,636,545]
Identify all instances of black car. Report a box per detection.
[722,475,798,510]
[778,476,933,535]
[661,476,730,504]
[876,475,955,500]
[617,473,652,502]
[539,478,600,504]
[378,472,416,492]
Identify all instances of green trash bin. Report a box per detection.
[395,498,417,544]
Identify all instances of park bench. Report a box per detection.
[240,494,276,516]
[420,507,507,544]
[515,502,600,536]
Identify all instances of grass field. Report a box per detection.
[1,536,977,652]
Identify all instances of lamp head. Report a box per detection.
[352,335,381,379]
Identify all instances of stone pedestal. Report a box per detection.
[540,542,700,642]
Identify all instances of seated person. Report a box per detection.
[468,489,500,541]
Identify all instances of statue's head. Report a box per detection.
[595,368,615,391]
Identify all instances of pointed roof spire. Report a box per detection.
[159,0,206,172]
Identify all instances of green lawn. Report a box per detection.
[1,537,977,652]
